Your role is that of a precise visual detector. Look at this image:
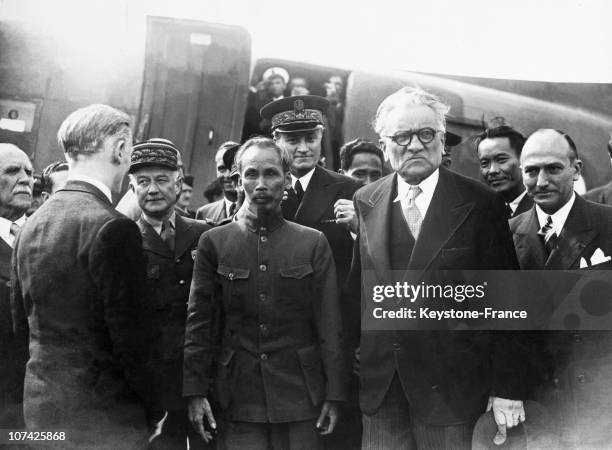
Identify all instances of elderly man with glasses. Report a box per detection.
[349,87,527,449]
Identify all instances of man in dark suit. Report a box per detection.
[262,95,360,449]
[0,143,32,433]
[351,87,526,449]
[510,129,612,447]
[476,123,533,218]
[129,139,211,449]
[11,104,164,449]
[583,134,612,206]
[184,137,346,449]
[196,141,240,223]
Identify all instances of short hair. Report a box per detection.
[222,144,240,170]
[41,161,69,192]
[373,86,450,135]
[339,138,384,171]
[235,137,292,174]
[475,125,526,157]
[554,129,579,161]
[216,141,240,161]
[57,104,131,158]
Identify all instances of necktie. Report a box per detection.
[403,186,423,239]
[161,220,175,253]
[505,203,513,219]
[228,202,236,217]
[9,222,20,247]
[294,179,304,204]
[537,215,557,255]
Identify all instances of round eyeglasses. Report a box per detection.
[383,128,442,147]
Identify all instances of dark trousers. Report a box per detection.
[224,420,322,450]
[149,409,210,450]
[362,375,473,450]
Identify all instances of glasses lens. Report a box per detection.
[394,132,413,146]
[418,128,436,143]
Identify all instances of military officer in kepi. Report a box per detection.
[129,138,211,449]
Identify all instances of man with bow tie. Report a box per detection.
[510,128,612,447]
[0,143,32,432]
[129,139,211,449]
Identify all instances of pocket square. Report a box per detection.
[580,257,589,269]
[590,248,611,266]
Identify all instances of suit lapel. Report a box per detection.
[408,168,473,271]
[0,238,11,280]
[358,175,395,284]
[513,193,534,217]
[137,217,173,258]
[546,197,598,269]
[174,215,197,258]
[295,167,337,226]
[512,207,548,269]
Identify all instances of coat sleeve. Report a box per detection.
[89,217,164,421]
[312,232,348,402]
[183,231,219,397]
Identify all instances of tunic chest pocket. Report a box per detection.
[279,263,313,298]
[217,264,251,302]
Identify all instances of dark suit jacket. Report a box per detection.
[195,198,227,222]
[11,180,163,448]
[0,238,27,428]
[512,192,534,217]
[583,181,612,206]
[282,166,359,286]
[137,214,210,411]
[184,212,347,422]
[351,168,524,425]
[510,196,612,446]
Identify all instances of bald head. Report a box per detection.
[520,129,581,214]
[0,144,34,220]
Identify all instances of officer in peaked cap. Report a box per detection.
[128,138,211,450]
[263,96,361,450]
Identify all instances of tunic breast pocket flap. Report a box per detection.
[217,264,250,281]
[279,263,313,279]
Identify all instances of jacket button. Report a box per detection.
[259,264,267,272]
[179,280,186,285]
[259,323,268,334]
[260,236,268,242]
[577,374,585,383]
[260,353,268,361]
[259,293,266,302]
[176,258,181,263]
[393,343,400,350]
[229,273,234,280]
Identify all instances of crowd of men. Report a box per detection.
[1,86,611,450]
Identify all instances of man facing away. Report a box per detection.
[0,143,33,432]
[129,139,211,449]
[476,124,533,218]
[510,129,612,448]
[184,137,347,450]
[350,87,527,449]
[11,104,164,449]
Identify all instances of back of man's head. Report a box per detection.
[57,104,131,160]
[339,138,384,171]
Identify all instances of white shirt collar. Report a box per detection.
[393,168,439,219]
[66,174,113,203]
[508,190,528,214]
[142,210,176,235]
[535,192,576,236]
[291,167,316,192]
[0,214,26,247]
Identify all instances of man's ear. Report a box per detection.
[378,140,389,161]
[112,137,128,165]
[284,171,292,190]
[175,177,183,196]
[41,191,50,202]
[573,159,583,181]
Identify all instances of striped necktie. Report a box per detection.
[403,186,423,239]
[9,222,20,247]
[537,215,557,254]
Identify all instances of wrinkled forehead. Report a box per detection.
[381,104,438,134]
[0,145,32,170]
[241,146,284,171]
[521,132,572,165]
